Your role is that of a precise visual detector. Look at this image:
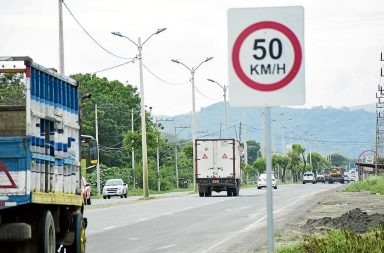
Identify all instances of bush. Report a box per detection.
[346,175,384,195]
[277,227,384,253]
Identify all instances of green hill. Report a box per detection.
[158,103,375,159]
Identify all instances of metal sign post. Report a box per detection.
[228,6,305,252]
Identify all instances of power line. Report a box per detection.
[61,0,133,60]
[195,86,222,101]
[142,62,189,86]
[92,59,136,74]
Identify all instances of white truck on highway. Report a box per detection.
[195,139,241,197]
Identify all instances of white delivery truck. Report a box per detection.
[195,139,241,197]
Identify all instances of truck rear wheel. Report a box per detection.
[39,210,56,253]
[227,190,232,197]
[199,192,204,197]
[68,213,86,253]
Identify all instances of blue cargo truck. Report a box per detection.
[0,57,86,253]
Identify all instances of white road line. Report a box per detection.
[128,237,139,241]
[102,226,116,231]
[200,195,310,253]
[163,212,174,215]
[156,244,177,250]
[139,217,150,221]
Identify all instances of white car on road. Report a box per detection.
[303,172,316,184]
[103,179,128,199]
[257,174,277,189]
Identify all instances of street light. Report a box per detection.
[112,28,166,198]
[171,57,213,192]
[207,79,228,138]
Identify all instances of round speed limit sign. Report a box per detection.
[232,21,302,91]
[228,7,305,106]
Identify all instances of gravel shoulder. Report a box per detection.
[273,184,384,251]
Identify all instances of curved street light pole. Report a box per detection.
[171,57,213,192]
[207,79,228,138]
[112,28,166,198]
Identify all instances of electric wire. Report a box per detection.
[195,86,222,101]
[61,0,133,60]
[142,63,189,86]
[92,59,136,74]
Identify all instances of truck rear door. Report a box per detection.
[196,139,235,178]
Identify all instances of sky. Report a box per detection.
[1,0,384,116]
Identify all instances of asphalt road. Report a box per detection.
[85,183,341,253]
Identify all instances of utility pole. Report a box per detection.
[95,104,100,194]
[112,28,167,199]
[242,109,248,184]
[376,51,384,175]
[58,0,64,74]
[171,57,213,192]
[131,109,136,188]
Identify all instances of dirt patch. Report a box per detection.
[274,185,384,250]
[304,208,384,233]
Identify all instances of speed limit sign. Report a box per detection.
[228,6,305,106]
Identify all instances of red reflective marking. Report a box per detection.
[0,162,17,188]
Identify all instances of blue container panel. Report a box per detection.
[0,137,31,209]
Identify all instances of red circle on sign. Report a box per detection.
[232,21,302,92]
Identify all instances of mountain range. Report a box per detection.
[157,103,376,159]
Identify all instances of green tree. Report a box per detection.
[288,144,306,182]
[330,153,350,167]
[272,154,290,182]
[0,73,25,105]
[246,140,261,163]
[309,152,330,173]
[74,74,167,190]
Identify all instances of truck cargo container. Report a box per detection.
[195,139,241,197]
[0,56,87,253]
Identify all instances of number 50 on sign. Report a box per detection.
[228,6,305,106]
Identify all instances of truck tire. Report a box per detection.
[39,210,56,253]
[199,192,204,197]
[232,188,238,197]
[86,198,91,205]
[68,213,86,253]
[227,190,232,197]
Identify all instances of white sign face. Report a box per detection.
[228,6,305,106]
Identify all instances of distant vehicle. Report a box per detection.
[316,174,326,183]
[343,172,350,183]
[102,179,128,199]
[303,172,316,184]
[195,139,241,197]
[82,177,92,205]
[349,170,358,182]
[257,174,277,189]
[326,167,345,184]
